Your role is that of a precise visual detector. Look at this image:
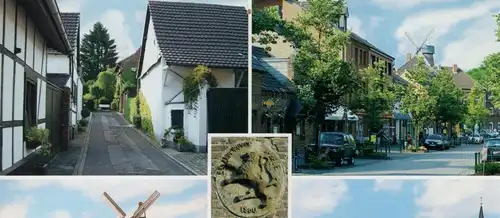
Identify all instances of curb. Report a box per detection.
[73,112,93,175]
[115,113,199,175]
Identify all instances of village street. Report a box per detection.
[47,112,200,175]
[295,143,482,176]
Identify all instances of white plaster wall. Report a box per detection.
[2,0,49,170]
[47,55,69,74]
[162,66,235,151]
[140,16,161,77]
[77,77,83,120]
[141,63,163,140]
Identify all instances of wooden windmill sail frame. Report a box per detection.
[102,190,161,218]
[405,28,435,55]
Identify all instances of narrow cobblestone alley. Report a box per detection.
[79,112,193,175]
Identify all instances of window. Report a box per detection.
[170,110,184,129]
[490,107,495,115]
[354,48,358,64]
[25,80,37,128]
[371,55,376,65]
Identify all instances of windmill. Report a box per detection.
[103,190,160,218]
[404,29,436,67]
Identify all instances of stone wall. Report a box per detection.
[211,137,289,218]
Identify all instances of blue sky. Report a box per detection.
[56,0,500,70]
[345,0,500,70]
[0,177,207,218]
[56,0,247,60]
[292,178,500,218]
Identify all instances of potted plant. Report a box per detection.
[176,136,193,152]
[133,115,142,129]
[25,127,49,150]
[161,127,174,148]
[34,142,53,175]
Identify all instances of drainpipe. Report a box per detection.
[46,0,72,54]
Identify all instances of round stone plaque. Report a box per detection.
[213,140,286,217]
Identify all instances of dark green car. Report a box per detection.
[316,132,357,166]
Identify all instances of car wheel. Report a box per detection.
[346,157,355,165]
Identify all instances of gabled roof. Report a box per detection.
[48,12,80,54]
[250,46,293,93]
[60,13,80,49]
[146,1,247,69]
[117,47,141,73]
[444,66,474,90]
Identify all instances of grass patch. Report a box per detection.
[475,162,500,175]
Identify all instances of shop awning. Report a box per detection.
[325,106,359,121]
[393,112,411,120]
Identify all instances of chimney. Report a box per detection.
[406,53,412,63]
[452,64,457,74]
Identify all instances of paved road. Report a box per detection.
[81,112,193,175]
[295,143,483,176]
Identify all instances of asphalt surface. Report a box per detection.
[295,143,483,176]
[81,112,193,175]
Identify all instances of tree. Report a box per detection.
[465,85,489,131]
[353,61,396,133]
[428,68,466,135]
[81,22,119,82]
[396,57,436,142]
[290,0,361,149]
[95,69,116,101]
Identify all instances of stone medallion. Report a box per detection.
[213,140,286,217]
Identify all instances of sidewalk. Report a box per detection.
[47,121,88,175]
[115,113,207,175]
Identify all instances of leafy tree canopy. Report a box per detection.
[95,69,116,100]
[465,85,489,128]
[81,22,119,82]
[429,67,466,125]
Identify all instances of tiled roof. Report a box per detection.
[60,13,80,50]
[48,13,80,55]
[118,47,141,73]
[251,46,293,93]
[396,56,418,75]
[148,1,248,68]
[47,73,70,87]
[445,67,475,90]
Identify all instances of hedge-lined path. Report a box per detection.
[78,111,193,175]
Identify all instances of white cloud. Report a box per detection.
[373,179,405,192]
[292,179,348,217]
[441,15,500,70]
[12,178,203,203]
[371,0,459,10]
[349,16,365,38]
[370,16,384,28]
[394,0,500,62]
[125,194,207,218]
[57,0,84,12]
[135,10,147,23]
[50,210,72,218]
[81,9,136,59]
[0,197,31,218]
[415,179,500,218]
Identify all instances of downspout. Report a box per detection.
[46,0,72,54]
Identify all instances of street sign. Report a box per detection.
[480,148,488,162]
[131,191,160,218]
[102,192,126,218]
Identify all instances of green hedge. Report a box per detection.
[124,92,155,141]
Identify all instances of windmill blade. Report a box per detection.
[103,192,127,218]
[131,191,161,218]
[405,32,419,48]
[415,28,435,55]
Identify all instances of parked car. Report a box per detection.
[313,132,357,166]
[469,134,484,144]
[480,138,500,162]
[424,134,450,150]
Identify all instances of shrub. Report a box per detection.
[79,119,88,127]
[111,99,118,110]
[475,162,500,175]
[99,97,111,104]
[138,91,155,140]
[85,99,95,110]
[81,108,90,118]
[177,136,194,152]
